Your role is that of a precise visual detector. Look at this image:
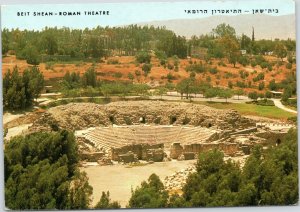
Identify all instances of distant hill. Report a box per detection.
[136,14,295,40]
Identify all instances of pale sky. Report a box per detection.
[0,0,295,30]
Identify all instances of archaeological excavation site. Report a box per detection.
[12,100,292,166]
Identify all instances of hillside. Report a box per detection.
[2,54,295,94]
[136,14,295,40]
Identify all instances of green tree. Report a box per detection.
[28,66,45,101]
[268,80,278,91]
[4,66,26,109]
[274,43,287,61]
[155,87,168,99]
[41,31,58,55]
[248,91,258,101]
[219,89,233,103]
[265,91,272,99]
[235,89,244,100]
[2,28,10,55]
[82,68,97,87]
[23,44,40,65]
[4,130,90,210]
[258,82,265,91]
[204,88,218,101]
[128,72,134,82]
[220,35,240,68]
[182,149,241,207]
[176,78,193,99]
[128,174,169,208]
[212,23,236,38]
[69,171,93,209]
[136,51,151,63]
[94,191,121,209]
[142,63,152,77]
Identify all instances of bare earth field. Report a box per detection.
[2,55,296,93]
[80,160,196,207]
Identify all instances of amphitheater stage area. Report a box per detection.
[80,160,196,207]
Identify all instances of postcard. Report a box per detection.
[1,0,298,210]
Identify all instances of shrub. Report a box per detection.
[186,63,206,73]
[256,99,275,106]
[267,65,273,71]
[239,70,249,79]
[260,62,269,69]
[287,116,297,124]
[238,56,250,66]
[224,72,237,79]
[286,63,292,69]
[142,63,152,76]
[206,76,211,82]
[45,62,55,70]
[253,73,265,82]
[218,61,226,67]
[268,79,278,91]
[255,55,266,65]
[251,61,257,67]
[160,59,167,66]
[136,51,151,63]
[228,81,233,89]
[258,82,265,90]
[248,91,258,101]
[265,91,272,99]
[167,73,176,82]
[107,59,119,64]
[167,63,174,70]
[236,81,246,88]
[113,72,123,78]
[209,67,218,75]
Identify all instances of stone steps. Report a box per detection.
[82,125,219,150]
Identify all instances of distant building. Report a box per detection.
[288,51,296,59]
[270,91,283,98]
[240,50,247,55]
[190,46,208,59]
[264,51,273,56]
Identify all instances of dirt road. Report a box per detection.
[81,160,196,208]
[272,99,297,114]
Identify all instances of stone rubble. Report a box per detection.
[163,165,196,192]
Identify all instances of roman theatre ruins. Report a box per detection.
[24,101,294,164]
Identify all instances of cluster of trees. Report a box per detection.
[62,70,149,98]
[4,23,294,66]
[176,77,235,102]
[3,66,44,110]
[4,130,93,209]
[2,25,188,65]
[128,129,298,208]
[63,68,97,89]
[189,24,295,64]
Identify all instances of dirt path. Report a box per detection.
[81,160,196,208]
[3,112,25,125]
[272,99,297,114]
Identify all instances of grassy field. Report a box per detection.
[197,101,296,120]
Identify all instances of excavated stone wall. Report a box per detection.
[110,143,164,161]
[29,101,255,132]
[170,142,241,159]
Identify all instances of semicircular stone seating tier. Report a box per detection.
[82,125,219,151]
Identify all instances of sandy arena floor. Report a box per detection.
[80,160,196,207]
